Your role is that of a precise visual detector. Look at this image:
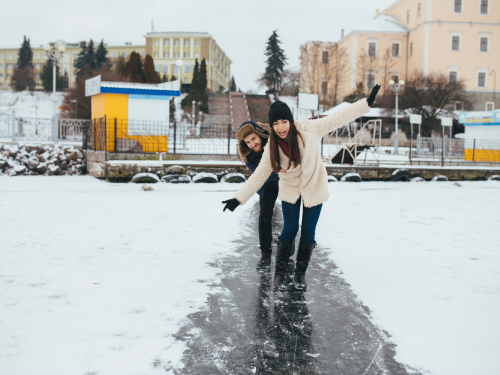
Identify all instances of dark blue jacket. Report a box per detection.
[245,146,279,197]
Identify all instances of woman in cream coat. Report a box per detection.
[223,85,380,291]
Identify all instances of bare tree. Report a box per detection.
[280,69,300,96]
[332,46,350,107]
[299,41,321,96]
[357,48,378,95]
[383,71,471,136]
[380,48,396,96]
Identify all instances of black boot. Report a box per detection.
[274,239,294,290]
[294,241,316,291]
[257,218,273,270]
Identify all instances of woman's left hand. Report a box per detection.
[367,84,381,107]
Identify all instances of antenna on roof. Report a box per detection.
[151,19,155,31]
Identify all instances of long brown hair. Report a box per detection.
[269,121,304,173]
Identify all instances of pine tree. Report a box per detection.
[143,54,158,83]
[263,31,287,99]
[191,59,200,93]
[17,36,33,69]
[199,58,208,94]
[125,51,144,83]
[170,74,176,82]
[230,76,236,92]
[162,73,168,82]
[74,40,97,75]
[41,59,63,92]
[95,40,109,69]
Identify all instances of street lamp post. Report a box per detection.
[489,70,496,109]
[389,79,405,154]
[43,43,65,94]
[175,59,183,92]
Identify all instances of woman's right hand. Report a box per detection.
[222,198,240,212]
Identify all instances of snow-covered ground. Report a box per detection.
[317,181,500,375]
[0,91,65,118]
[1,177,499,374]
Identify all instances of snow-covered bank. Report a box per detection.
[0,90,64,117]
[317,181,500,375]
[0,177,253,375]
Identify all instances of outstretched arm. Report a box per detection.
[308,84,380,137]
[223,144,273,211]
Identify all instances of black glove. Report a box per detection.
[367,84,381,106]
[222,198,240,212]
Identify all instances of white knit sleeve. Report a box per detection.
[234,144,273,205]
[308,99,370,137]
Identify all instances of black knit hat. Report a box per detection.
[268,100,294,126]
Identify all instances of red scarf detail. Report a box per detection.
[277,137,297,161]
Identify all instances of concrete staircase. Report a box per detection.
[204,93,231,124]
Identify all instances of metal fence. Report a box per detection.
[410,136,500,164]
[0,111,89,143]
[83,117,239,155]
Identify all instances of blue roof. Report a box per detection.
[100,86,180,96]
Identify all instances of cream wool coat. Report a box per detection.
[234,99,370,208]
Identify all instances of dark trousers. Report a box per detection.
[259,189,279,253]
[279,197,322,245]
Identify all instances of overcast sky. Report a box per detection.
[2,0,396,93]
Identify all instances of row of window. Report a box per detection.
[153,39,200,47]
[152,52,200,59]
[454,0,489,14]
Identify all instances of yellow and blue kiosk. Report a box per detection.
[85,76,181,153]
[459,109,500,162]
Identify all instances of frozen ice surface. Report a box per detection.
[0,176,250,375]
[0,177,499,374]
[317,181,500,375]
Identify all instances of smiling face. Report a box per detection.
[273,119,290,139]
[243,132,263,153]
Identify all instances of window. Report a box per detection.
[486,102,494,111]
[195,40,200,46]
[154,52,159,58]
[391,74,400,83]
[418,3,421,17]
[184,65,192,73]
[184,52,189,58]
[164,39,169,46]
[162,65,169,72]
[410,42,413,56]
[455,102,463,111]
[163,52,169,58]
[121,52,127,58]
[0,73,3,78]
[174,39,179,46]
[7,64,13,69]
[0,64,2,69]
[141,52,146,57]
[184,40,189,46]
[0,54,3,60]
[392,43,400,57]
[7,54,13,60]
[454,0,462,13]
[478,72,486,87]
[174,65,179,74]
[184,77,188,83]
[155,65,160,72]
[480,37,488,52]
[34,53,40,59]
[480,0,489,14]
[449,71,458,84]
[366,72,376,89]
[368,42,377,57]
[35,63,40,69]
[7,73,12,78]
[452,36,460,51]
[195,52,200,58]
[174,52,179,58]
[154,40,159,46]
[406,10,410,23]
[322,51,329,64]
[111,52,117,57]
[0,83,3,87]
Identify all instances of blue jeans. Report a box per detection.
[279,197,322,245]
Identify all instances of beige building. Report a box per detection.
[300,0,499,111]
[0,32,231,92]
